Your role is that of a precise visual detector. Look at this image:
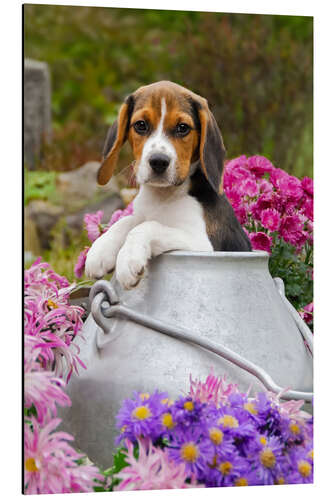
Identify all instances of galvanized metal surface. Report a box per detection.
[60,251,313,468]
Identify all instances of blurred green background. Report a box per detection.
[24,5,313,177]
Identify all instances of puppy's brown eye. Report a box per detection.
[175,123,191,136]
[134,120,149,135]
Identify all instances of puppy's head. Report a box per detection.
[98,81,226,193]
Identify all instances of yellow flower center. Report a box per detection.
[161,398,174,406]
[184,401,194,411]
[209,427,224,445]
[235,477,248,486]
[219,461,233,475]
[218,415,239,428]
[25,457,39,472]
[307,449,314,461]
[260,448,276,469]
[244,402,258,415]
[208,454,218,468]
[47,299,58,309]
[162,413,174,429]
[298,460,312,478]
[139,393,150,401]
[121,425,127,433]
[259,436,267,446]
[289,423,301,435]
[275,476,285,485]
[132,405,151,420]
[180,442,199,463]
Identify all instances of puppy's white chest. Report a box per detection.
[133,184,207,233]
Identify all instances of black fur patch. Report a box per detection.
[189,168,252,251]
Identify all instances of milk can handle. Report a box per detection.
[90,280,313,403]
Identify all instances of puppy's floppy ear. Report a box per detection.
[192,97,226,194]
[97,95,135,185]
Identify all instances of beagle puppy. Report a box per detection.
[85,81,251,288]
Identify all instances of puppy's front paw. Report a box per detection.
[116,243,149,290]
[85,236,118,279]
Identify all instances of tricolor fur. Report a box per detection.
[85,81,251,288]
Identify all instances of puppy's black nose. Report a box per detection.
[149,153,170,174]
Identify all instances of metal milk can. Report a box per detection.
[60,251,313,468]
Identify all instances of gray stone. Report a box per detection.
[25,201,64,249]
[66,193,123,233]
[26,194,123,250]
[57,161,119,206]
[24,59,52,169]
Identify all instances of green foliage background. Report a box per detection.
[24,5,313,177]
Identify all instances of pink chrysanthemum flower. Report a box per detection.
[224,187,242,209]
[278,175,303,202]
[225,155,248,171]
[24,338,71,423]
[84,210,104,242]
[299,302,313,325]
[266,390,312,425]
[74,247,89,278]
[24,418,102,494]
[269,167,291,190]
[106,201,134,230]
[115,438,201,491]
[249,232,272,253]
[25,257,70,291]
[24,261,86,381]
[189,371,239,406]
[247,155,275,177]
[279,214,304,236]
[258,177,273,194]
[239,178,259,198]
[301,177,314,197]
[260,208,281,232]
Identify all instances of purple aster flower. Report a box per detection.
[204,418,236,458]
[286,445,313,484]
[167,426,214,477]
[254,392,283,435]
[116,390,168,443]
[170,396,206,429]
[214,404,256,441]
[250,435,286,485]
[279,417,307,446]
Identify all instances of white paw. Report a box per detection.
[85,235,118,279]
[116,242,149,290]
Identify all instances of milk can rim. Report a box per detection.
[161,250,269,259]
